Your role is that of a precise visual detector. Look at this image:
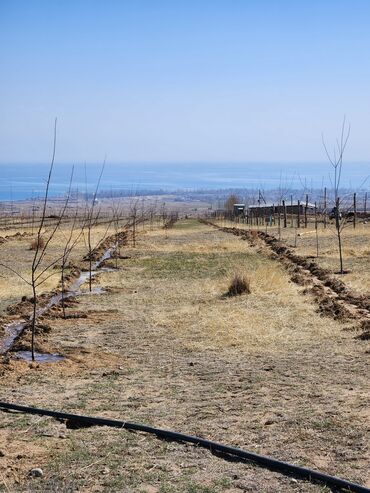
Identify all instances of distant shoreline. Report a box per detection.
[0,162,369,202]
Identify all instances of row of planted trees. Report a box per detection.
[0,121,175,360]
[221,118,369,274]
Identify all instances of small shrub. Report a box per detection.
[226,273,251,297]
[29,237,45,250]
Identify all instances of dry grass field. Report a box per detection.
[217,219,370,296]
[0,219,369,492]
[0,222,127,315]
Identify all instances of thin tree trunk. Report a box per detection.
[283,200,287,228]
[31,283,37,361]
[335,197,344,273]
[315,201,319,257]
[364,192,367,216]
[115,233,119,269]
[61,262,66,319]
[353,192,357,229]
[304,194,308,228]
[132,215,136,247]
[337,228,344,274]
[89,255,92,291]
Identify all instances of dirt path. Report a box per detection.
[0,220,369,492]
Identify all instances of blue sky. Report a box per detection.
[1,0,370,163]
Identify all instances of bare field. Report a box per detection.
[0,220,369,492]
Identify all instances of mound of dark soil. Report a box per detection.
[317,297,355,321]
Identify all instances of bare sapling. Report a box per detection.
[322,117,350,274]
[130,198,139,248]
[364,192,368,217]
[149,199,158,231]
[353,192,357,229]
[29,148,75,358]
[161,202,167,228]
[110,195,124,268]
[83,161,110,291]
[277,174,292,241]
[60,203,86,318]
[140,197,146,230]
[163,211,179,238]
[0,119,74,360]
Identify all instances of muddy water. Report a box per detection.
[13,350,65,362]
[0,247,114,355]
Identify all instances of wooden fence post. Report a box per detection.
[283,200,287,228]
[304,194,308,228]
[290,195,294,227]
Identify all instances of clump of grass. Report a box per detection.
[226,273,251,297]
[29,237,45,250]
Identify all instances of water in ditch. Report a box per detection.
[0,247,114,357]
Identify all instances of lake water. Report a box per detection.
[0,162,369,201]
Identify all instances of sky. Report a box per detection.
[1,0,370,164]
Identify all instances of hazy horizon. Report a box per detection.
[0,161,369,202]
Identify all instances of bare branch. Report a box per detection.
[0,263,31,286]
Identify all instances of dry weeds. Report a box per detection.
[226,273,251,297]
[29,237,45,251]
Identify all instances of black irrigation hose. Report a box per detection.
[0,402,368,492]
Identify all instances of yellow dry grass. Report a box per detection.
[1,219,369,492]
[0,222,118,313]
[97,220,340,355]
[215,218,370,294]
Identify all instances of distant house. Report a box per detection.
[233,203,246,216]
[247,201,316,218]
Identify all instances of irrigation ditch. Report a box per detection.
[201,220,370,340]
[0,230,128,360]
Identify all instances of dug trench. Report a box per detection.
[0,230,129,357]
[202,220,370,340]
